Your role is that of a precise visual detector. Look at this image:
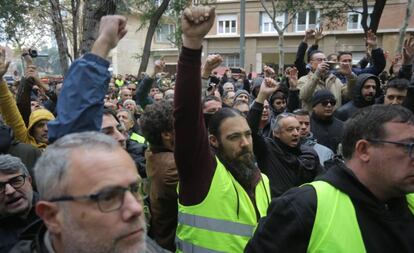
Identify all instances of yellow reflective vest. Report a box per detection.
[176,158,271,253]
[307,181,414,253]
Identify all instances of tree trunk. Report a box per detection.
[396,0,414,54]
[71,0,80,59]
[278,32,284,75]
[49,0,70,75]
[137,0,170,76]
[369,0,386,33]
[79,0,117,55]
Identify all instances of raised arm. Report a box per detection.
[174,4,217,205]
[135,59,165,109]
[354,30,385,76]
[295,29,314,78]
[48,15,127,143]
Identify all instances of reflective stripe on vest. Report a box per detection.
[176,158,270,253]
[130,132,146,144]
[307,181,414,253]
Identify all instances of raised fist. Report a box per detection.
[182,5,215,49]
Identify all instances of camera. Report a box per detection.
[327,62,340,71]
[22,49,48,58]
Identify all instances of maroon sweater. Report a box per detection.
[174,47,217,206]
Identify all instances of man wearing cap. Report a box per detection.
[335,73,381,121]
[310,90,344,153]
[233,89,251,104]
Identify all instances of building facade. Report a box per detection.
[113,0,414,75]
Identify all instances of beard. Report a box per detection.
[218,146,258,185]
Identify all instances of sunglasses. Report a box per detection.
[321,100,336,106]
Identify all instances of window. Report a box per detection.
[156,24,175,43]
[218,54,240,68]
[347,8,372,31]
[261,12,285,33]
[217,15,237,35]
[295,10,319,32]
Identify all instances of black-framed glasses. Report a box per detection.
[321,100,336,107]
[367,139,414,158]
[48,181,145,213]
[0,175,26,195]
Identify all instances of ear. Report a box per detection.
[273,129,280,139]
[354,139,371,162]
[161,131,172,141]
[27,176,32,185]
[209,134,219,148]
[36,201,63,234]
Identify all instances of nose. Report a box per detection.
[292,128,299,136]
[240,136,250,147]
[114,128,126,142]
[121,191,144,222]
[4,183,16,195]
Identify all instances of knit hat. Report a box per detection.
[234,89,250,101]
[311,90,336,107]
[27,109,55,133]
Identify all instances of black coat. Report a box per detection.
[245,159,414,253]
[310,113,344,154]
[248,102,323,198]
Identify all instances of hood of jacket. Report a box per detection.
[27,109,55,134]
[352,73,381,107]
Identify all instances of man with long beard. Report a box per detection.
[173,4,271,252]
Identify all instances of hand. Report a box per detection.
[263,65,275,78]
[402,36,414,64]
[25,64,41,86]
[365,30,377,49]
[239,68,246,79]
[182,5,215,49]
[257,77,279,103]
[154,58,165,75]
[202,54,223,78]
[287,67,298,90]
[315,62,329,76]
[314,27,325,44]
[303,29,315,43]
[92,15,128,58]
[0,48,10,79]
[22,48,34,66]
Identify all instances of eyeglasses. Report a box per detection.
[367,139,414,158]
[48,181,145,213]
[0,175,26,195]
[321,100,336,107]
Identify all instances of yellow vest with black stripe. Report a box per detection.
[307,181,414,253]
[176,158,271,253]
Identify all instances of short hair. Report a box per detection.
[34,132,119,200]
[202,95,221,108]
[208,108,243,138]
[308,50,324,62]
[103,108,120,124]
[292,109,310,117]
[342,105,414,160]
[117,108,135,123]
[327,53,338,62]
[337,51,352,61]
[272,112,296,133]
[139,100,174,147]
[222,90,235,99]
[0,154,29,177]
[385,78,409,92]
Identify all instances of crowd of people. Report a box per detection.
[0,4,413,253]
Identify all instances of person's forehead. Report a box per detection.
[364,79,377,86]
[128,83,136,88]
[224,83,233,88]
[339,54,352,60]
[66,148,138,194]
[386,87,407,95]
[383,122,414,140]
[117,111,128,117]
[122,89,131,94]
[205,100,221,107]
[221,116,250,136]
[295,115,310,122]
[280,116,300,127]
[312,53,326,60]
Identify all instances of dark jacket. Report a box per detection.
[248,101,323,197]
[135,75,155,110]
[0,193,39,253]
[310,113,344,153]
[245,159,414,253]
[335,73,381,121]
[294,41,319,78]
[126,139,147,178]
[10,219,171,253]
